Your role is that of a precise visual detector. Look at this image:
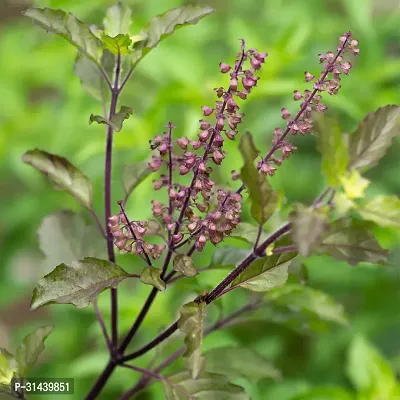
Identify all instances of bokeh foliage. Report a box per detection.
[0,0,399,399]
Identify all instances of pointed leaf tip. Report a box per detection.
[140,266,166,291]
[131,5,215,69]
[22,149,93,209]
[30,258,129,310]
[23,8,102,64]
[16,326,54,376]
[348,105,400,172]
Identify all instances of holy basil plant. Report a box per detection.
[4,2,398,399]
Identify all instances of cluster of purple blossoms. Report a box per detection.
[108,211,166,259]
[109,40,266,257]
[255,32,359,176]
[109,33,358,261]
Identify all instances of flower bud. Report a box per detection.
[219,62,231,73]
[198,130,210,142]
[153,180,162,190]
[199,119,211,130]
[191,140,202,150]
[108,215,119,226]
[229,77,238,91]
[304,71,315,82]
[179,165,190,175]
[177,137,189,149]
[254,52,268,62]
[158,143,168,155]
[216,117,225,131]
[202,106,214,116]
[293,90,302,101]
[250,57,261,70]
[231,170,240,180]
[225,130,237,140]
[173,234,183,244]
[281,108,291,120]
[198,234,207,244]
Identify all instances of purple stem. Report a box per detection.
[84,53,122,400]
[118,48,248,358]
[93,301,112,352]
[119,302,260,399]
[120,224,290,363]
[117,201,153,267]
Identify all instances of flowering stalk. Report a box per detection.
[234,32,358,192]
[114,40,268,355]
[121,185,334,364]
[92,32,358,399]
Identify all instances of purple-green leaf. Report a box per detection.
[131,5,215,69]
[314,113,349,187]
[231,236,297,291]
[163,371,249,400]
[239,132,279,225]
[348,105,400,172]
[89,106,132,132]
[178,301,206,379]
[101,34,132,55]
[16,326,53,376]
[23,8,103,64]
[140,266,166,292]
[316,218,388,265]
[104,2,132,37]
[173,255,198,277]
[31,257,129,310]
[204,346,281,383]
[22,149,93,209]
[289,204,329,257]
[0,348,17,388]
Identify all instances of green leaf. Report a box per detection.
[230,222,269,244]
[289,204,329,257]
[16,326,53,377]
[122,160,152,199]
[359,195,400,230]
[163,371,249,400]
[89,106,132,132]
[140,266,166,292]
[101,34,132,55]
[231,236,297,291]
[73,50,114,102]
[204,346,281,383]
[173,255,198,277]
[131,5,215,69]
[209,247,251,269]
[263,284,349,330]
[292,387,355,400]
[38,211,106,271]
[340,169,370,199]
[31,257,129,310]
[333,192,356,217]
[0,348,17,386]
[22,149,93,209]
[104,2,132,37]
[239,132,279,224]
[315,113,349,187]
[316,218,388,266]
[23,8,102,64]
[348,105,400,172]
[178,301,206,379]
[347,336,398,398]
[233,260,290,292]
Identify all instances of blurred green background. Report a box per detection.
[0,0,400,398]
